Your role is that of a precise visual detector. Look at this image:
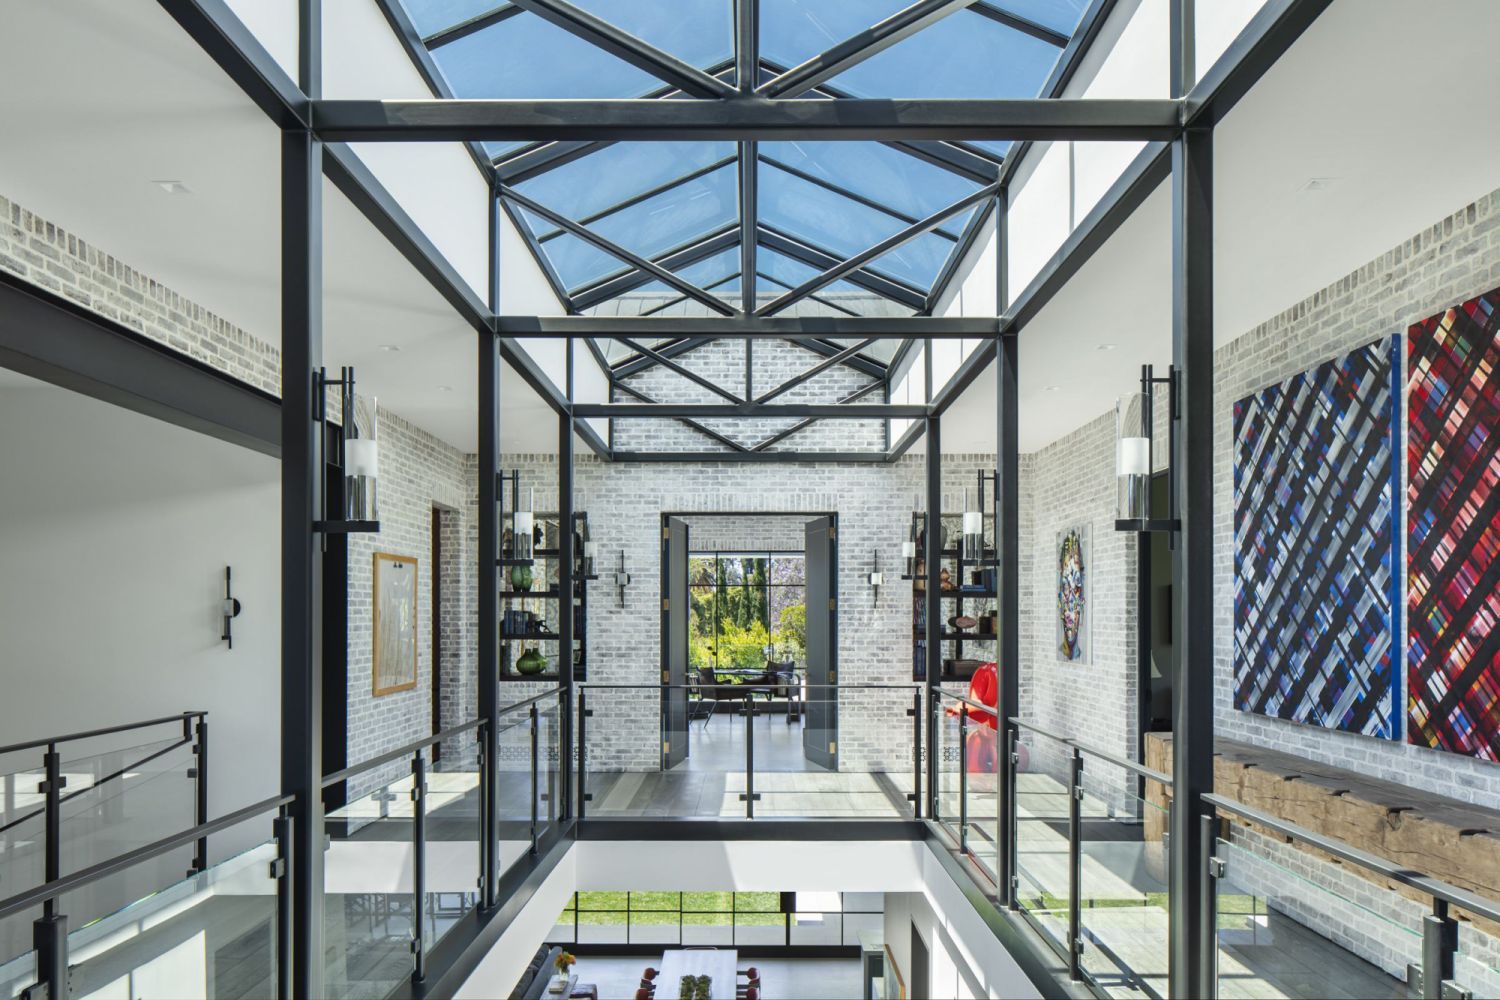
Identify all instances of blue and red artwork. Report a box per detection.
[1233,337,1401,739]
[1408,288,1500,759]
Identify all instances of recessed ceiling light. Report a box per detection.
[436,385,454,393]
[1043,385,1061,392]
[151,180,191,195]
[1298,176,1341,193]
[379,344,401,352]
[1097,344,1116,351]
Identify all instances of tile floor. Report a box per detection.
[562,955,863,1000]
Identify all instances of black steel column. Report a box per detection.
[477,185,501,909]
[924,416,942,819]
[1168,0,1215,979]
[558,410,575,819]
[280,124,325,1000]
[995,327,1020,907]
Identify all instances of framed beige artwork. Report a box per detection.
[373,552,418,696]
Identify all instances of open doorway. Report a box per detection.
[660,513,838,775]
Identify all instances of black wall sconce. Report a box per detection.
[867,552,884,604]
[1114,364,1181,536]
[221,566,241,649]
[314,366,381,536]
[613,550,631,609]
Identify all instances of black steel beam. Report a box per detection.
[612,382,751,452]
[994,328,1019,906]
[795,338,887,380]
[497,195,574,311]
[556,410,574,818]
[500,316,997,339]
[613,336,718,378]
[424,2,524,48]
[757,0,975,98]
[753,338,878,404]
[1185,0,1331,128]
[971,1,1070,46]
[0,271,279,457]
[155,0,307,127]
[758,227,928,310]
[502,187,736,315]
[924,416,942,816]
[739,141,758,314]
[279,127,325,1000]
[886,414,926,461]
[610,450,888,463]
[614,337,743,403]
[759,154,964,240]
[570,227,740,311]
[310,98,1184,142]
[750,380,884,452]
[574,402,927,418]
[759,183,999,315]
[507,0,737,99]
[1002,141,1171,331]
[535,157,736,243]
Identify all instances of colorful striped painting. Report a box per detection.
[1408,288,1500,759]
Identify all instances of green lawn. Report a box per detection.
[562,891,787,927]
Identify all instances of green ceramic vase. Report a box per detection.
[515,647,548,676]
[510,563,534,592]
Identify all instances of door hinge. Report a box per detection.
[663,741,670,754]
[662,526,670,539]
[829,598,836,611]
[829,525,837,540]
[829,741,836,754]
[663,598,670,611]
[662,670,670,683]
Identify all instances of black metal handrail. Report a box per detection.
[0,733,194,836]
[1203,792,1500,926]
[1008,715,1171,786]
[0,711,206,757]
[0,791,292,922]
[321,717,486,789]
[576,681,922,690]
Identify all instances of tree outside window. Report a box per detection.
[689,552,805,672]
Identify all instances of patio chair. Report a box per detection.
[697,667,747,728]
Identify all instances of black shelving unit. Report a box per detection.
[909,471,1000,683]
[498,472,595,683]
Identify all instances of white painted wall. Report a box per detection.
[883,850,1044,1000]
[0,378,281,832]
[223,0,299,81]
[572,840,927,894]
[455,847,579,1000]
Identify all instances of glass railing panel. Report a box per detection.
[1013,732,1073,953]
[0,773,46,969]
[1213,832,1417,999]
[496,709,536,873]
[680,892,733,947]
[65,832,279,1000]
[756,686,918,820]
[324,772,416,999]
[423,748,482,957]
[933,697,963,833]
[1076,779,1169,998]
[0,946,34,999]
[1454,920,1500,998]
[536,700,560,839]
[578,687,668,818]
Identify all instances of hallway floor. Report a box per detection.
[560,955,863,1000]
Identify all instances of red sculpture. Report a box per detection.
[947,661,999,773]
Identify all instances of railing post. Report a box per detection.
[41,745,61,921]
[1005,722,1019,909]
[27,913,67,1000]
[1068,747,1083,982]
[958,705,969,855]
[911,689,922,820]
[743,692,757,819]
[577,689,588,821]
[192,716,209,874]
[1200,811,1219,1000]
[273,807,294,1000]
[477,722,493,908]
[411,752,427,983]
[529,703,540,855]
[1422,898,1458,1000]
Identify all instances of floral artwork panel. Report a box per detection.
[1056,523,1090,664]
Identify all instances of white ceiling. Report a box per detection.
[4,1,1499,459]
[944,0,1500,454]
[0,0,555,454]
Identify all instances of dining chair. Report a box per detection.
[696,668,746,728]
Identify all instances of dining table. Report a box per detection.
[653,948,740,1000]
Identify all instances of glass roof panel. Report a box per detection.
[518,142,736,232]
[532,164,738,291]
[992,0,1089,35]
[759,164,963,290]
[404,0,507,38]
[434,12,662,100]
[759,141,979,234]
[517,210,619,289]
[759,0,913,68]
[757,251,916,317]
[826,9,1063,98]
[570,0,734,68]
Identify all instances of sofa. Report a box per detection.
[510,944,562,1000]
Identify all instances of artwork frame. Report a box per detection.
[1232,336,1401,740]
[1408,286,1500,760]
[372,551,419,697]
[1055,523,1090,664]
